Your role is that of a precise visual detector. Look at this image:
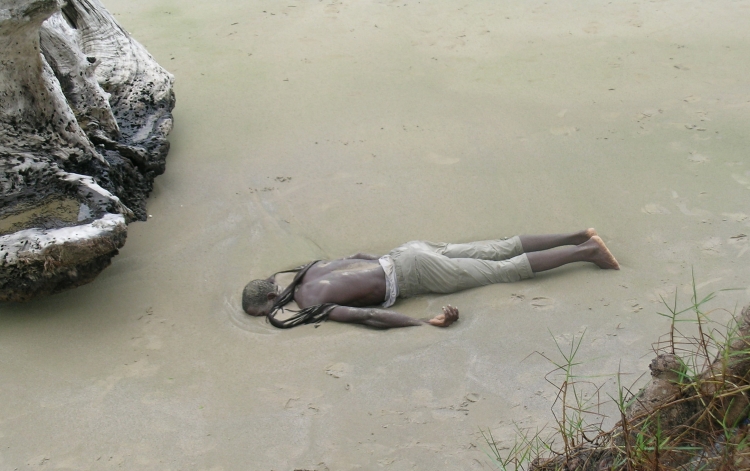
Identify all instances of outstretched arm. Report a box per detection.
[327,305,459,329]
[344,253,381,260]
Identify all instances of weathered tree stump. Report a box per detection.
[0,0,175,301]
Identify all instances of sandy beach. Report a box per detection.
[1,0,749,469]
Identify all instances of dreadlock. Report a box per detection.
[258,261,336,329]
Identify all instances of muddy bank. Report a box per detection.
[523,304,750,470]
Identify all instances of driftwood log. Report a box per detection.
[0,0,174,301]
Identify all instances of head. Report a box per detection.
[242,279,279,316]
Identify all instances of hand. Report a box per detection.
[427,305,459,327]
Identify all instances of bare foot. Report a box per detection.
[428,305,459,327]
[584,236,620,270]
[570,228,599,245]
[584,228,598,239]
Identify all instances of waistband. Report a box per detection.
[378,255,399,308]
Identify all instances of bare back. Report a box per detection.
[289,259,387,309]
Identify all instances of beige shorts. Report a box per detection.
[389,236,534,298]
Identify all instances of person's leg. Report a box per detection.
[526,236,619,272]
[415,228,599,262]
[519,228,597,253]
[392,248,534,297]
[392,237,618,298]
[429,238,524,261]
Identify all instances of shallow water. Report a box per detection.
[0,196,81,236]
[2,0,750,469]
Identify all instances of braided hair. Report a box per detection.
[266,261,336,329]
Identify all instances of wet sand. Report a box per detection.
[2,0,750,469]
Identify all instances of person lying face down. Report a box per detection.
[242,229,619,329]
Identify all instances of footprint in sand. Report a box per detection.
[624,299,643,313]
[671,192,712,217]
[582,22,600,34]
[722,212,748,222]
[325,362,351,379]
[642,203,670,215]
[530,296,554,311]
[688,153,710,163]
[701,237,724,255]
[465,393,481,403]
[647,286,678,304]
